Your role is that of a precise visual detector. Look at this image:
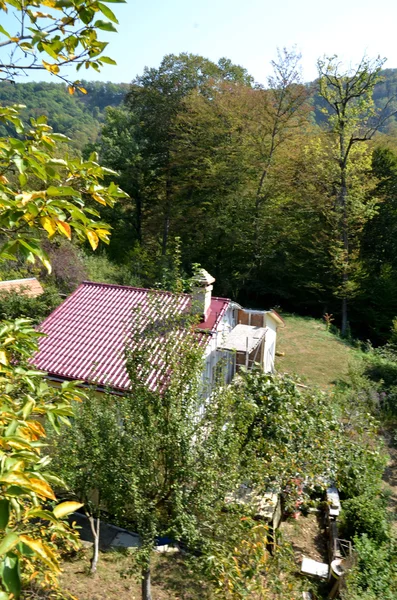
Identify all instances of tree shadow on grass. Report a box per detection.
[152,554,212,600]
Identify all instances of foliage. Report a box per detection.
[342,535,397,600]
[83,251,141,286]
[340,493,390,544]
[0,81,128,152]
[0,288,61,323]
[0,0,124,85]
[0,318,85,598]
[204,518,269,599]
[0,0,126,593]
[236,369,386,502]
[51,390,127,573]
[317,55,390,335]
[0,104,127,271]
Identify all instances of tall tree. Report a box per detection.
[317,55,396,335]
[124,53,253,256]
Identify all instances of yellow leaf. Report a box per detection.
[78,86,87,94]
[28,477,56,500]
[56,220,71,239]
[0,175,9,184]
[40,216,57,237]
[26,420,46,439]
[0,349,8,366]
[42,257,52,274]
[19,535,60,572]
[86,230,99,250]
[92,193,106,205]
[53,501,83,519]
[68,85,75,95]
[40,0,58,8]
[20,191,33,205]
[42,60,60,74]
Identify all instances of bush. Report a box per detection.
[340,493,390,544]
[83,252,141,286]
[342,534,397,600]
[0,287,61,324]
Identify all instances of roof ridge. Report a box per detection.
[82,280,190,297]
[81,281,231,302]
[0,277,38,284]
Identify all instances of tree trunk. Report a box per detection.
[341,296,348,338]
[339,122,349,337]
[89,515,100,574]
[141,563,152,600]
[340,167,349,337]
[162,160,172,256]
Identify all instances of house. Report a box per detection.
[0,277,44,297]
[32,270,284,394]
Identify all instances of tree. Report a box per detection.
[0,0,126,595]
[317,55,396,335]
[118,302,240,600]
[123,53,253,257]
[52,392,126,574]
[0,0,122,86]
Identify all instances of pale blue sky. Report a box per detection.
[2,0,397,84]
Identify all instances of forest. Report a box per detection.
[3,53,397,343]
[1,1,397,597]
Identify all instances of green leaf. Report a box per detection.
[97,2,118,23]
[0,533,19,556]
[3,553,21,597]
[13,156,26,174]
[42,43,59,60]
[99,56,117,65]
[94,19,117,32]
[0,25,10,38]
[0,500,9,530]
[46,185,78,197]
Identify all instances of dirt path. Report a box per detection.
[382,429,397,533]
[280,513,328,563]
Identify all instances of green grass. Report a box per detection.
[275,314,364,389]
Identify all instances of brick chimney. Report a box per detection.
[192,269,215,320]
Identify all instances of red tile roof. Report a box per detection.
[0,277,44,297]
[33,281,230,392]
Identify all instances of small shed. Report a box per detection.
[0,277,44,297]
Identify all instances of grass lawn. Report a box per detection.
[60,548,212,600]
[275,313,364,389]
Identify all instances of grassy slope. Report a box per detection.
[60,549,211,600]
[275,313,364,389]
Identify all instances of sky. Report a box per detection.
[3,0,397,84]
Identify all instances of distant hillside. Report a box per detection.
[3,67,397,153]
[0,80,129,151]
[311,67,397,133]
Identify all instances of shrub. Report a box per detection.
[0,287,61,324]
[342,534,397,600]
[83,252,141,286]
[340,493,390,544]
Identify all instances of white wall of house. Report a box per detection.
[263,314,277,373]
[202,304,237,391]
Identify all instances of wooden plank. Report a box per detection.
[238,309,249,325]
